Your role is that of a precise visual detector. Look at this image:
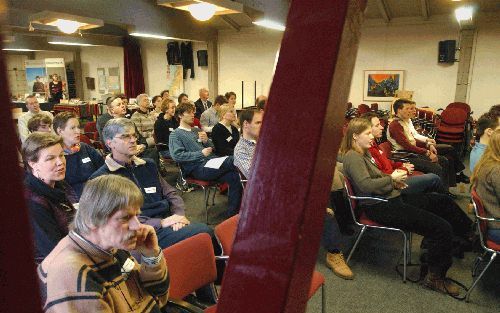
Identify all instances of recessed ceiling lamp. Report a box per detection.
[2,48,43,52]
[29,11,104,34]
[157,0,243,22]
[253,19,286,31]
[48,41,100,47]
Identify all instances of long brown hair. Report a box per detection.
[339,118,372,155]
[471,129,500,187]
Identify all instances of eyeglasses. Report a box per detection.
[115,133,137,141]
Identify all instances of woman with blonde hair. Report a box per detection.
[340,118,473,296]
[471,129,500,243]
[211,104,239,156]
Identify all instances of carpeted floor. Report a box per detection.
[162,161,499,313]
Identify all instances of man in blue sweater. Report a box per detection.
[169,102,242,217]
[90,118,212,249]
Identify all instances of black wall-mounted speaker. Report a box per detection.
[438,40,456,63]
[197,50,208,66]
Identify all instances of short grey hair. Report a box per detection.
[136,93,149,104]
[25,95,37,105]
[73,175,144,234]
[102,118,135,148]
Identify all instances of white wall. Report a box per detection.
[218,27,283,109]
[468,23,500,116]
[34,51,74,63]
[79,46,124,100]
[140,39,209,101]
[348,20,460,111]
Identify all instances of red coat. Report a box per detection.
[368,142,406,174]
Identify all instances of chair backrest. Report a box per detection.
[358,103,370,115]
[447,102,471,114]
[471,188,488,235]
[79,134,92,145]
[162,233,217,300]
[439,107,468,126]
[84,121,97,133]
[214,215,240,256]
[370,103,378,111]
[235,167,248,189]
[343,177,360,223]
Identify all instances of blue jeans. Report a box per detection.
[189,156,243,217]
[156,222,213,249]
[402,173,445,194]
[488,229,500,244]
[321,213,343,252]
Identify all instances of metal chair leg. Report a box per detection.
[211,186,217,206]
[321,283,326,313]
[407,232,413,264]
[347,226,366,263]
[465,253,497,302]
[402,232,408,283]
[202,186,209,224]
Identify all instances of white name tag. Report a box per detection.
[226,136,233,142]
[82,157,91,163]
[122,258,135,274]
[169,128,174,131]
[144,187,156,194]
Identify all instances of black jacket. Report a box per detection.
[194,99,212,119]
[212,123,240,156]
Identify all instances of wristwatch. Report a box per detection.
[141,250,163,266]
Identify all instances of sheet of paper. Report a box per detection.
[204,156,228,169]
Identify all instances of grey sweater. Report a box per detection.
[475,165,500,229]
[169,127,216,173]
[342,150,400,205]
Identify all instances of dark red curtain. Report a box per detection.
[124,35,145,99]
[0,35,43,312]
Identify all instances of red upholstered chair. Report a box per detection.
[79,134,92,145]
[162,233,218,312]
[466,189,500,302]
[214,215,326,313]
[358,103,370,115]
[83,121,104,152]
[377,141,423,176]
[344,177,413,282]
[178,165,219,224]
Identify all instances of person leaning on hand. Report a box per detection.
[38,175,169,313]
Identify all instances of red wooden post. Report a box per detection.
[0,33,43,312]
[217,1,367,312]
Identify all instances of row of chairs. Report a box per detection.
[163,215,326,313]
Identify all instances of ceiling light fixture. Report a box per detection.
[252,20,286,31]
[455,6,473,22]
[48,41,99,47]
[188,3,217,21]
[2,48,43,52]
[157,0,243,22]
[30,11,104,34]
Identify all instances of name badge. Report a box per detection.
[226,136,233,142]
[122,257,135,274]
[169,128,174,131]
[144,187,156,194]
[82,157,91,164]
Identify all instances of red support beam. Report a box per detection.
[217,1,367,312]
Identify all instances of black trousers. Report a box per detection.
[436,144,465,173]
[407,154,455,189]
[363,193,472,274]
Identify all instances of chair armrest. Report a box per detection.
[476,216,500,223]
[166,299,205,313]
[388,157,410,163]
[156,142,168,148]
[215,255,229,261]
[348,195,388,202]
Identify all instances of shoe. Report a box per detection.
[423,273,460,296]
[176,182,194,193]
[456,172,470,184]
[326,252,354,280]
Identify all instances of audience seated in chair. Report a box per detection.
[90,118,212,249]
[200,95,226,134]
[211,104,239,156]
[18,95,54,142]
[150,95,163,121]
[22,132,77,263]
[38,175,169,313]
[178,93,189,105]
[154,98,179,159]
[53,111,104,200]
[387,98,460,194]
[471,129,500,244]
[169,102,243,218]
[470,111,500,172]
[131,93,156,146]
[27,114,53,134]
[341,118,474,296]
[362,112,445,194]
[224,91,239,127]
[233,109,263,179]
[194,87,212,120]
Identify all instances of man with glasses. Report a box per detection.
[90,118,212,249]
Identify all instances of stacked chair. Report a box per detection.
[435,102,473,157]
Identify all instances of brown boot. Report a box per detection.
[326,252,354,280]
[423,272,460,296]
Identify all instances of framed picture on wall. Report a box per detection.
[363,70,404,102]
